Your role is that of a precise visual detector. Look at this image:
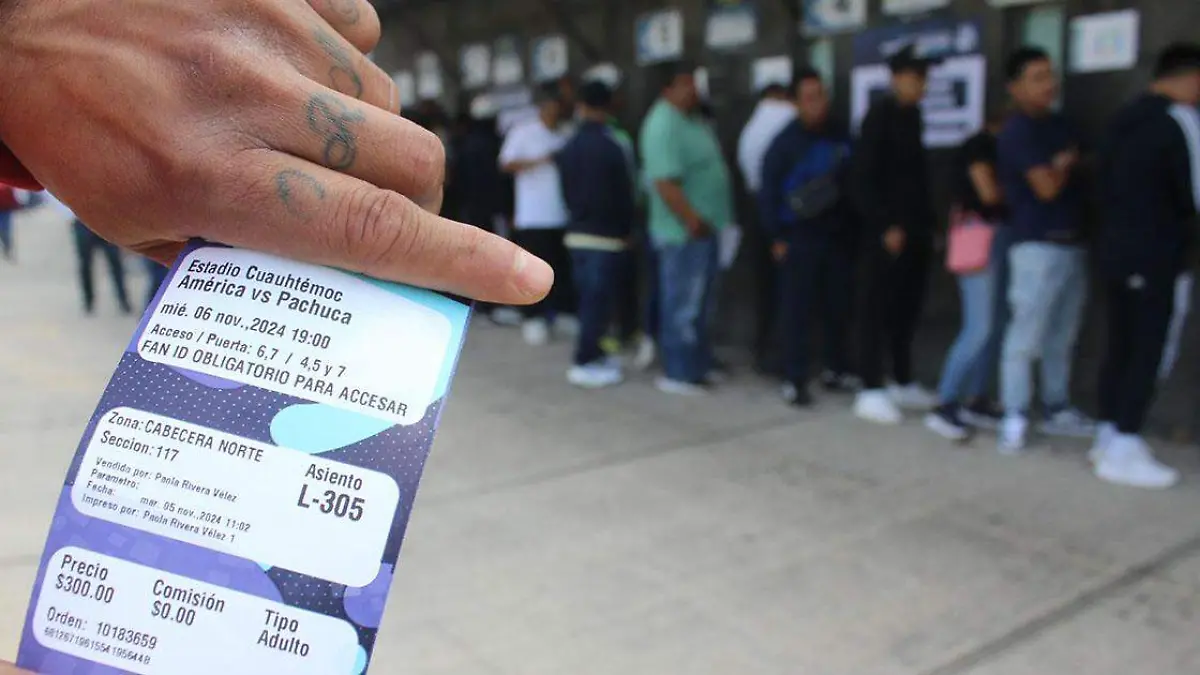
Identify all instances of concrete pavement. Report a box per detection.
[3,207,1200,674]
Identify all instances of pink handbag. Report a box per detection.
[946,209,996,275]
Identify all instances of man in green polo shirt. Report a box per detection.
[638,61,734,395]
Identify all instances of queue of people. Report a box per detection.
[439,42,1199,491]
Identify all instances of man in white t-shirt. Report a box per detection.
[500,83,575,345]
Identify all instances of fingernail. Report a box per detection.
[513,249,554,299]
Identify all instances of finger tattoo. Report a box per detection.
[326,0,361,24]
[314,28,363,98]
[275,169,327,219]
[305,94,365,170]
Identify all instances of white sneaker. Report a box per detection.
[554,314,581,338]
[998,414,1029,455]
[1088,422,1118,464]
[1039,407,1097,439]
[655,377,708,397]
[854,389,903,425]
[888,382,938,411]
[522,319,550,346]
[1094,435,1180,490]
[488,307,523,327]
[567,362,624,389]
[632,336,657,371]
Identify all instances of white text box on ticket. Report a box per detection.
[72,407,400,587]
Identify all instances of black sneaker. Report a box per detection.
[924,404,971,441]
[781,381,814,408]
[820,370,861,393]
[961,398,1004,431]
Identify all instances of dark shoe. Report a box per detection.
[924,404,971,441]
[961,398,1003,431]
[820,370,862,393]
[781,381,814,408]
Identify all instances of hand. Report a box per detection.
[771,241,788,262]
[0,0,551,304]
[0,661,30,674]
[883,226,906,256]
[686,217,712,240]
[1052,148,1079,171]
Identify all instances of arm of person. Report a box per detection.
[757,130,793,242]
[608,142,636,230]
[852,107,902,236]
[498,126,547,174]
[0,661,31,674]
[1006,122,1075,202]
[1167,104,1200,218]
[967,161,1003,207]
[642,116,707,237]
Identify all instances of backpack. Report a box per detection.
[784,137,849,222]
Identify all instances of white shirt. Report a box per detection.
[736,98,796,194]
[499,118,569,230]
[45,192,76,219]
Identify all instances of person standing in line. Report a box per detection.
[46,192,132,315]
[759,68,858,407]
[453,95,521,326]
[143,258,169,308]
[996,47,1096,454]
[500,83,576,345]
[924,114,1009,440]
[738,83,797,375]
[1090,44,1200,489]
[850,45,940,424]
[556,81,636,388]
[639,61,734,396]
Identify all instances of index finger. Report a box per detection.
[212,154,553,305]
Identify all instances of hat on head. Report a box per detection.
[888,44,941,76]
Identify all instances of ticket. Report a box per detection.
[18,242,472,674]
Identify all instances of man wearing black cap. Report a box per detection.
[1090,43,1200,489]
[851,44,940,425]
[556,80,636,388]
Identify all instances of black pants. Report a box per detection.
[746,212,782,372]
[779,231,856,385]
[1097,268,1176,435]
[858,235,931,390]
[513,228,575,319]
[572,248,629,365]
[73,220,131,312]
[614,235,656,345]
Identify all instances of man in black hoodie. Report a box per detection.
[851,45,939,425]
[1090,43,1200,490]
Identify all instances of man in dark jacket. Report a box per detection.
[759,67,858,407]
[556,81,636,388]
[851,45,939,424]
[1091,43,1200,489]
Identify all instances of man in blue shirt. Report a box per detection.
[996,47,1095,453]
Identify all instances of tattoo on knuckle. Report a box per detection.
[275,169,327,219]
[314,28,364,99]
[305,94,366,170]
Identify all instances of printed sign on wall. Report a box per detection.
[882,0,950,16]
[851,18,986,148]
[636,9,684,65]
[1069,10,1140,74]
[460,43,491,90]
[988,0,1053,5]
[531,35,569,82]
[492,35,525,86]
[706,0,757,50]
[752,56,792,92]
[803,0,866,36]
[415,52,442,100]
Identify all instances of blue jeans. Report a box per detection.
[1001,242,1088,414]
[657,237,718,383]
[570,248,628,366]
[937,268,996,404]
[937,226,1013,404]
